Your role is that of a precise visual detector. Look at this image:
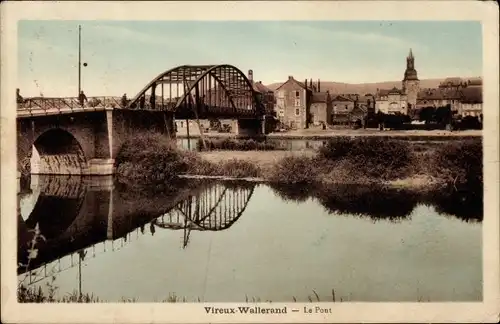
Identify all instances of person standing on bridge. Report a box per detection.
[149,93,156,110]
[16,88,24,103]
[139,95,145,109]
[79,90,88,106]
[121,93,128,107]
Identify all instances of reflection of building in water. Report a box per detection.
[18,176,255,287]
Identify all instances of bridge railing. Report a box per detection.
[17,96,261,118]
[17,96,124,114]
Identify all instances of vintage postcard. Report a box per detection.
[1,1,499,323]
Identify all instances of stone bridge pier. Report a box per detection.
[17,109,175,175]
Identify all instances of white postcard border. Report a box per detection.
[1,1,499,323]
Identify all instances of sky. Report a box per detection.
[17,20,482,97]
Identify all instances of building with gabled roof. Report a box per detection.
[251,79,275,115]
[459,86,482,117]
[416,88,463,111]
[274,76,314,129]
[376,86,408,115]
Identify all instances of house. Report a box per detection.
[459,86,482,118]
[359,93,376,114]
[466,77,482,88]
[438,77,468,90]
[274,76,313,129]
[330,94,368,126]
[252,79,275,115]
[375,87,408,115]
[416,88,462,112]
[331,94,356,126]
[309,91,333,126]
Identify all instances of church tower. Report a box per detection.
[402,48,420,114]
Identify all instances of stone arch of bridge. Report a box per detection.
[32,128,89,175]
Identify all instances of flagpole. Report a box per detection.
[78,25,81,96]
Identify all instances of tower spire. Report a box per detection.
[408,48,413,59]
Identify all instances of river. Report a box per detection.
[17,175,482,302]
[176,138,325,151]
[176,137,468,152]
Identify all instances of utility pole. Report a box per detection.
[78,253,82,298]
[78,25,81,96]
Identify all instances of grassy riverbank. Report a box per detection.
[19,283,429,303]
[115,133,482,192]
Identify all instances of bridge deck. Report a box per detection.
[17,96,261,119]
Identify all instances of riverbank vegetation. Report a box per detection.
[19,281,423,303]
[115,133,482,193]
[197,138,282,151]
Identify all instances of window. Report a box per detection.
[180,121,184,127]
[294,99,301,107]
[295,91,300,97]
[279,109,284,116]
[345,105,348,110]
[295,108,300,116]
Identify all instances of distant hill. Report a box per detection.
[266,77,478,95]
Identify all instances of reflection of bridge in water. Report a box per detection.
[18,175,255,286]
[154,183,254,248]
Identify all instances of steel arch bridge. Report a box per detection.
[153,182,256,247]
[126,64,264,119]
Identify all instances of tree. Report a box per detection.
[434,105,452,125]
[419,106,436,123]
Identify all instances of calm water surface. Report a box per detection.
[18,175,482,302]
[176,138,324,151]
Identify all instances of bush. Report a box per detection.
[180,153,260,178]
[318,138,414,180]
[217,159,261,178]
[453,116,482,130]
[268,156,319,184]
[115,132,187,185]
[431,139,482,190]
[318,137,356,161]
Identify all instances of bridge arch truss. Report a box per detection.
[127,65,262,119]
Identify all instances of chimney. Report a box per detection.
[248,69,254,84]
[318,79,321,92]
[288,75,293,80]
[304,79,308,90]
